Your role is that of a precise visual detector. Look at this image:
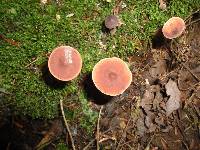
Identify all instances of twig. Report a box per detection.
[112,0,123,15]
[193,105,200,118]
[99,137,116,143]
[0,34,20,47]
[144,134,155,150]
[184,9,200,24]
[160,137,168,150]
[83,126,112,150]
[181,63,200,82]
[175,112,190,150]
[170,40,200,82]
[184,92,195,108]
[186,18,200,28]
[116,116,132,150]
[118,139,135,148]
[60,99,76,150]
[96,106,103,150]
[83,139,95,150]
[25,58,39,68]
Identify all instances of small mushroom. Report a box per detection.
[92,57,132,96]
[104,15,122,34]
[105,15,120,29]
[48,46,82,81]
[162,17,186,39]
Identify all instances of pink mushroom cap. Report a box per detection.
[48,46,82,81]
[92,57,132,96]
[162,17,186,39]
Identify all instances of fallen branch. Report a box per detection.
[60,99,76,150]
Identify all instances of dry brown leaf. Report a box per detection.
[149,60,167,78]
[165,79,181,116]
[35,119,63,149]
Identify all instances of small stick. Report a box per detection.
[83,139,95,150]
[181,63,200,82]
[25,58,39,68]
[96,106,103,150]
[116,116,132,150]
[186,18,200,28]
[0,34,20,47]
[60,99,76,150]
[170,41,200,82]
[184,9,200,23]
[144,134,155,150]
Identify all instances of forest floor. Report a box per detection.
[0,0,200,150]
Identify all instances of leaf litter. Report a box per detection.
[97,14,200,150]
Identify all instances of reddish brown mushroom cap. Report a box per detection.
[105,15,120,29]
[92,57,132,96]
[48,46,82,81]
[162,17,186,39]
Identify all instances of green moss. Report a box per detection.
[78,91,98,134]
[0,0,199,131]
[56,142,69,150]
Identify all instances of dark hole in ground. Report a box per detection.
[40,62,67,89]
[152,27,171,49]
[83,73,113,105]
[0,116,12,150]
[101,21,110,34]
[0,114,64,150]
[191,11,200,21]
[0,116,39,150]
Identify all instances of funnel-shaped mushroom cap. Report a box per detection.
[92,57,132,96]
[162,17,185,39]
[48,46,82,81]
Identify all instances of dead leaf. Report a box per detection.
[149,60,167,78]
[35,119,63,149]
[165,79,181,116]
[140,88,154,108]
[136,118,147,136]
[145,116,156,132]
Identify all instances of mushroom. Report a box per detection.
[48,46,82,81]
[162,17,186,39]
[92,57,132,96]
[104,15,122,34]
